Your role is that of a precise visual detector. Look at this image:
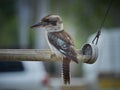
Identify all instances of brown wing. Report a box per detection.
[48,30,78,63]
[60,30,74,45]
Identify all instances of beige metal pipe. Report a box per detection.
[0,49,91,63]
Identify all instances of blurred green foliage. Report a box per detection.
[0,0,18,48]
[50,0,120,30]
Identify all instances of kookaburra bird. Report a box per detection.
[31,15,79,84]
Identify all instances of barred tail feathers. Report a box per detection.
[62,57,71,84]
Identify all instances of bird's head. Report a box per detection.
[31,15,63,32]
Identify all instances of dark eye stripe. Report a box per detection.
[42,19,57,26]
[44,19,50,23]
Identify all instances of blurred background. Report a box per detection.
[0,0,120,90]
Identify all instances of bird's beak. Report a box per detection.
[30,22,47,28]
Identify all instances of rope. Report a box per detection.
[92,0,113,45]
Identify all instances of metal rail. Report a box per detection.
[0,49,91,63]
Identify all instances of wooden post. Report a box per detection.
[0,49,91,63]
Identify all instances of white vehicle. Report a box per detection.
[0,61,49,90]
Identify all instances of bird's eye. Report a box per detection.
[43,19,57,26]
